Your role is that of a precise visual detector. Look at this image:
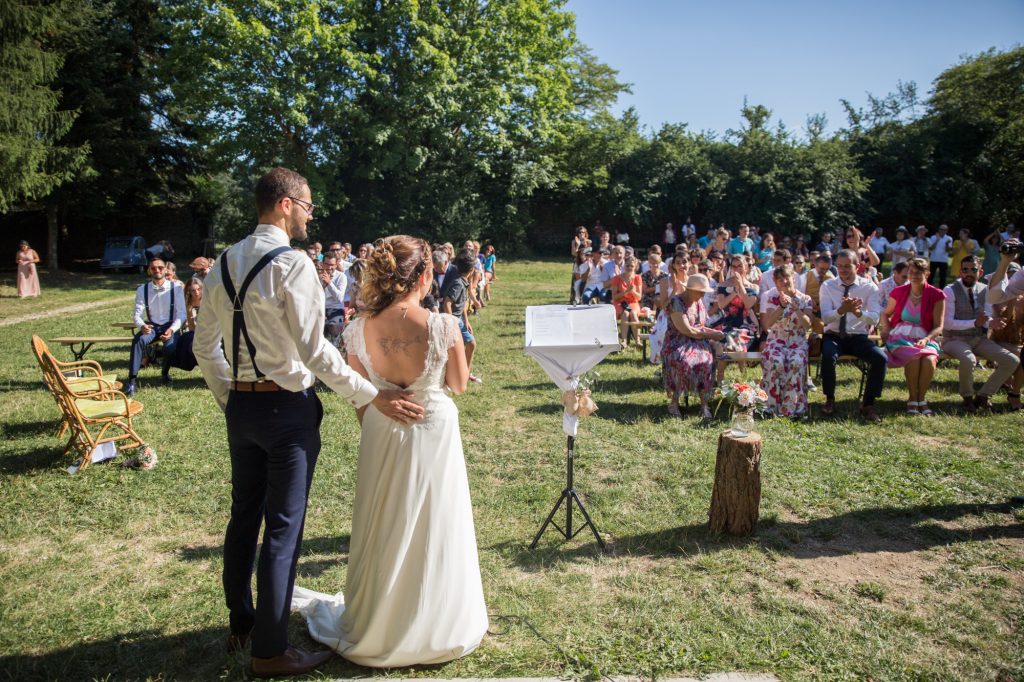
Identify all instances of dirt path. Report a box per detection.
[0,295,134,329]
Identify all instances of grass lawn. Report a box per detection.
[1,259,1022,681]
[0,269,137,322]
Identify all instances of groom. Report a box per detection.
[195,167,425,678]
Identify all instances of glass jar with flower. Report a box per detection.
[714,381,769,437]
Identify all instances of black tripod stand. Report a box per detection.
[530,435,605,550]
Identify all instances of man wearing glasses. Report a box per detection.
[126,257,185,395]
[941,255,1019,412]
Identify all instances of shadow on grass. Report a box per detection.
[0,626,255,680]
[1,419,58,439]
[0,445,69,475]
[176,535,354,580]
[496,502,1024,568]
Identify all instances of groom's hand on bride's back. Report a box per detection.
[373,389,426,424]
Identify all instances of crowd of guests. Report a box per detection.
[570,221,1024,422]
[305,239,496,386]
[124,237,498,393]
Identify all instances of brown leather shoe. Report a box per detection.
[974,394,993,411]
[821,398,836,416]
[251,646,334,678]
[961,396,977,414]
[226,631,250,654]
[859,405,882,423]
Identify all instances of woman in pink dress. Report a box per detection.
[759,264,813,418]
[16,241,40,298]
[879,258,945,415]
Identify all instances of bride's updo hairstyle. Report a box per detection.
[360,235,432,316]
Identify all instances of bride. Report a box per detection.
[291,235,488,667]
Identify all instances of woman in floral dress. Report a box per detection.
[663,274,724,420]
[758,264,813,418]
[878,258,945,415]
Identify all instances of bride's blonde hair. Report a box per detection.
[360,235,432,316]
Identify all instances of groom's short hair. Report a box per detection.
[255,167,308,216]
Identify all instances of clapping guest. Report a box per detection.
[819,250,887,421]
[662,274,723,420]
[940,256,1019,412]
[878,258,944,416]
[709,254,760,354]
[571,226,591,256]
[989,262,1024,410]
[703,228,729,258]
[611,256,643,347]
[641,253,668,311]
[659,252,689,312]
[759,265,814,418]
[842,226,881,280]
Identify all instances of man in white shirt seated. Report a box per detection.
[818,249,887,422]
[941,256,1020,412]
[890,226,916,266]
[600,245,625,303]
[127,257,186,395]
[579,247,607,303]
[320,253,348,347]
[876,261,909,309]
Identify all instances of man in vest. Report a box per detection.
[126,257,185,395]
[194,167,425,678]
[941,256,1020,412]
[803,252,835,335]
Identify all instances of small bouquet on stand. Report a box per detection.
[562,370,600,419]
[715,381,768,437]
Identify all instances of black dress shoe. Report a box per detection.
[251,646,334,678]
[125,380,137,397]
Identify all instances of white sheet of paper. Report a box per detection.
[525,305,618,348]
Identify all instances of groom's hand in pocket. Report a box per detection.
[373,389,426,424]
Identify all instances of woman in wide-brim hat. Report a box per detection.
[662,273,725,420]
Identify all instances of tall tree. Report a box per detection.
[0,0,90,267]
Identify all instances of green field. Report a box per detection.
[1,260,1022,681]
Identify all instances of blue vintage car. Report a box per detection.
[100,236,148,273]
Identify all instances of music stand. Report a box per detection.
[524,304,619,550]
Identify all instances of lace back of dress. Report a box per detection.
[424,313,460,389]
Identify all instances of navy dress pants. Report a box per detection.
[128,323,177,379]
[821,333,888,406]
[223,388,323,658]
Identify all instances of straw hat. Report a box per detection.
[685,273,715,293]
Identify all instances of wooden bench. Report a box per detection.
[51,336,135,361]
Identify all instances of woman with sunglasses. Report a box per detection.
[842,227,881,281]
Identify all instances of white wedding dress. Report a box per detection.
[291,312,488,667]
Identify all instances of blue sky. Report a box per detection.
[565,0,1024,137]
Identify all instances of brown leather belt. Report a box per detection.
[231,380,283,392]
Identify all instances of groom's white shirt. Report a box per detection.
[195,224,379,411]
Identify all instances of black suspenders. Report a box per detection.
[220,246,291,381]
[143,282,175,326]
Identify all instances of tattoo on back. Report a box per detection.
[377,334,424,356]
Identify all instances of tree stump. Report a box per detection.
[708,430,762,536]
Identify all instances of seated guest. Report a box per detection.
[659,252,690,312]
[804,252,835,337]
[819,250,886,421]
[759,265,813,418]
[189,257,212,281]
[570,246,588,304]
[127,257,185,395]
[709,254,760,353]
[170,277,203,372]
[579,246,606,303]
[877,261,909,308]
[941,256,1020,412]
[611,256,643,347]
[758,248,793,295]
[878,258,944,416]
[640,244,663,273]
[600,245,626,303]
[641,252,668,311]
[989,262,1024,410]
[663,274,724,420]
[320,253,347,348]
